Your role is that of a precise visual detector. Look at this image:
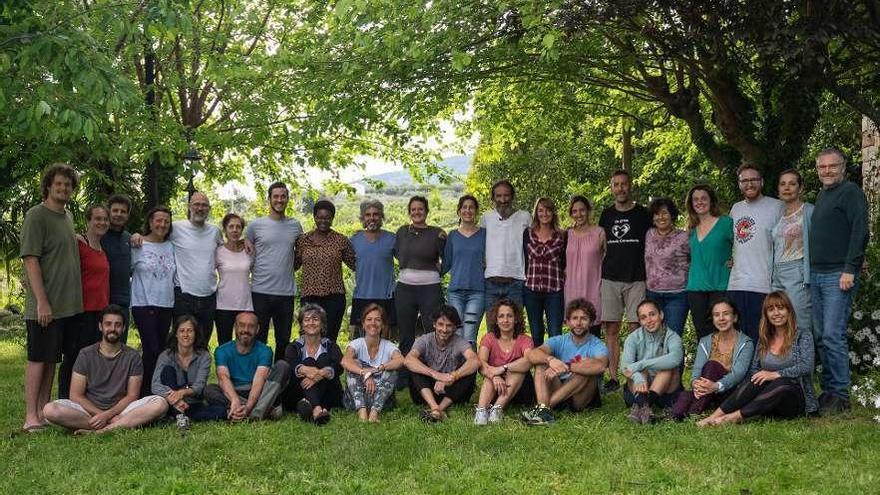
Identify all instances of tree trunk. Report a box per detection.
[862,116,880,238]
[621,119,632,171]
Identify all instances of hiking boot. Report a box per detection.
[474,406,489,426]
[268,405,284,420]
[819,395,851,416]
[488,405,504,423]
[296,399,313,422]
[603,379,620,394]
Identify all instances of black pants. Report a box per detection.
[252,292,294,362]
[173,288,217,344]
[349,297,397,340]
[215,309,245,345]
[159,367,227,421]
[687,291,727,339]
[301,293,347,343]
[394,282,442,357]
[58,311,102,399]
[720,377,805,419]
[131,306,173,397]
[281,354,343,410]
[409,371,476,406]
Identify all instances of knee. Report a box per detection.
[42,402,60,421]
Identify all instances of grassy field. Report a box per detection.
[1,321,879,495]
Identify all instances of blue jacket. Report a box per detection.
[691,331,754,393]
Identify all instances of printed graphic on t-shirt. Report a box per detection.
[734,216,756,244]
[609,219,638,244]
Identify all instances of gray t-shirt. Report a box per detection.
[412,332,470,373]
[729,196,783,293]
[170,220,223,297]
[73,343,143,410]
[245,216,303,296]
[347,337,400,368]
[131,240,176,308]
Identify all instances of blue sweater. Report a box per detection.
[691,331,754,393]
[441,228,486,291]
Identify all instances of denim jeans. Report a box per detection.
[772,260,812,336]
[645,290,689,337]
[485,279,524,309]
[810,271,859,400]
[447,289,486,347]
[523,288,564,347]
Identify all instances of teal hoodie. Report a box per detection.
[691,331,754,393]
[620,326,683,385]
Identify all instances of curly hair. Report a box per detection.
[486,298,526,338]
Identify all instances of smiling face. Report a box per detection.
[234,312,259,346]
[88,207,110,237]
[637,303,664,333]
[816,153,845,188]
[765,302,790,329]
[224,217,243,241]
[653,206,672,232]
[269,186,289,215]
[495,304,516,334]
[188,192,211,223]
[611,174,631,204]
[99,314,124,344]
[690,189,711,216]
[570,200,590,227]
[301,310,324,337]
[47,174,74,205]
[492,184,512,210]
[361,206,383,231]
[362,309,384,338]
[566,309,592,338]
[711,302,737,333]
[314,208,334,233]
[149,211,172,240]
[737,168,763,200]
[458,198,477,224]
[109,202,130,230]
[535,204,554,227]
[778,172,802,203]
[176,320,197,350]
[433,315,457,344]
[409,200,428,225]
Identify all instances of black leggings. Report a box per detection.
[688,291,727,339]
[394,282,443,356]
[215,309,245,345]
[409,371,476,406]
[720,377,805,419]
[281,354,343,410]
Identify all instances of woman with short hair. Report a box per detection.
[341,304,404,422]
[215,213,253,345]
[644,197,690,336]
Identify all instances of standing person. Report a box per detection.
[474,298,534,425]
[283,304,345,425]
[522,198,566,347]
[130,206,177,397]
[348,200,397,338]
[564,195,605,335]
[481,180,531,308]
[620,300,684,424]
[394,196,446,387]
[101,194,133,343]
[685,185,734,339]
[42,305,169,434]
[441,195,486,347]
[698,291,817,425]
[169,192,223,344]
[59,205,110,399]
[810,148,869,414]
[20,164,83,432]
[341,304,405,423]
[728,164,783,340]
[598,169,652,392]
[295,200,356,343]
[772,169,814,336]
[245,182,303,361]
[215,213,253,345]
[521,298,607,426]
[644,198,690,336]
[404,305,480,423]
[671,298,753,421]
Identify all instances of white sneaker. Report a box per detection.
[488,405,504,423]
[474,406,489,425]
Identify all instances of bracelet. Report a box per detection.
[451,371,459,381]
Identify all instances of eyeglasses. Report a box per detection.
[817,162,844,171]
[738,178,762,184]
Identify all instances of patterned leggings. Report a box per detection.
[343,371,398,412]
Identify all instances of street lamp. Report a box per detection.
[183,145,202,203]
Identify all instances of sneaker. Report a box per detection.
[296,398,313,422]
[627,404,643,424]
[603,379,620,394]
[819,395,851,416]
[268,405,284,420]
[488,405,504,423]
[523,405,555,426]
[474,406,489,426]
[175,413,191,436]
[519,406,538,424]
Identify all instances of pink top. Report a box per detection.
[564,226,604,321]
[480,332,534,367]
[216,245,254,311]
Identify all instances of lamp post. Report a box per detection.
[183,145,202,203]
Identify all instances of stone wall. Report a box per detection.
[863,117,879,237]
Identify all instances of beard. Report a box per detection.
[362,220,381,231]
[104,332,120,344]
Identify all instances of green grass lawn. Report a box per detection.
[1,331,879,494]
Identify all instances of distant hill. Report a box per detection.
[357,155,471,187]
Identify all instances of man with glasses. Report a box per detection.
[728,164,783,340]
[810,148,869,415]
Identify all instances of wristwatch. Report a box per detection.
[502,364,509,374]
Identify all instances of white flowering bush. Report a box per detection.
[849,245,880,422]
[852,374,880,423]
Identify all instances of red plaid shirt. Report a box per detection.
[524,229,565,293]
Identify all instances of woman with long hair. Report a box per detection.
[522,197,566,346]
[442,194,487,348]
[563,195,605,335]
[698,291,817,425]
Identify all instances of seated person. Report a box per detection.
[404,305,480,422]
[43,305,168,434]
[152,315,226,422]
[283,303,344,425]
[521,298,607,426]
[672,298,753,420]
[475,298,534,425]
[699,291,817,426]
[621,299,684,424]
[205,311,290,421]
[341,304,405,423]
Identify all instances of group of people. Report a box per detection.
[19,146,868,433]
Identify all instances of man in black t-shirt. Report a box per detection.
[598,169,652,392]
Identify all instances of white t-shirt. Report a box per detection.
[131,240,176,308]
[480,210,531,280]
[245,216,303,296]
[170,220,223,296]
[729,196,783,293]
[346,338,400,368]
[215,245,253,311]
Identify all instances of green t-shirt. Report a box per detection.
[686,215,733,291]
[20,204,83,319]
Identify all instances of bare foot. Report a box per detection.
[73,428,97,436]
